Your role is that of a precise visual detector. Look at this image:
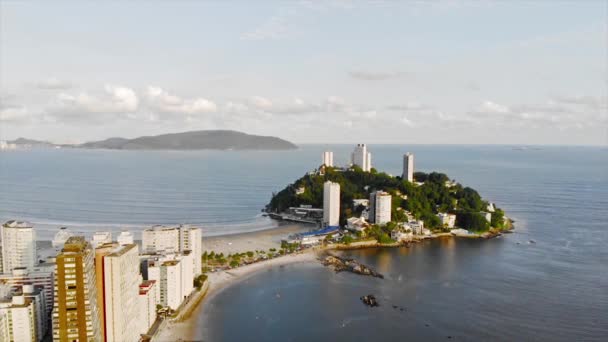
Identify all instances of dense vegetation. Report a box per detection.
[267,167,505,232]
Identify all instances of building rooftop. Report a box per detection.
[106,243,137,257]
[61,236,89,253]
[2,220,33,229]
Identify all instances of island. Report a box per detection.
[266,165,512,245]
[2,130,297,151]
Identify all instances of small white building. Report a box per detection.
[391,228,413,242]
[408,220,425,235]
[481,212,492,223]
[91,231,112,248]
[437,213,457,229]
[117,231,134,245]
[346,217,368,233]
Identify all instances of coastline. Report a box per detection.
[154,222,514,341]
[154,249,319,341]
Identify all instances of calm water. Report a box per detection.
[192,145,607,341]
[1,145,607,340]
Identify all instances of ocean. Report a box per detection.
[1,145,607,340]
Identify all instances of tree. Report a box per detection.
[456,212,490,232]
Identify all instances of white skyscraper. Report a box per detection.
[322,151,334,167]
[370,191,392,225]
[1,220,36,273]
[102,244,142,342]
[403,152,414,182]
[351,144,372,172]
[323,181,341,227]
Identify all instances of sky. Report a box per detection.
[0,1,606,145]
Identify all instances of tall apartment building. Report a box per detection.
[351,144,372,172]
[323,181,341,227]
[0,294,40,342]
[142,225,202,276]
[94,242,118,342]
[102,244,142,342]
[1,220,37,273]
[0,267,54,317]
[402,153,414,182]
[53,236,101,342]
[370,191,392,225]
[146,252,194,310]
[138,280,157,335]
[322,151,334,167]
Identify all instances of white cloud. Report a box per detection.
[0,105,29,123]
[55,85,139,114]
[249,96,273,110]
[479,101,510,114]
[146,86,217,114]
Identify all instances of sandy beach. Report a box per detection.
[202,222,312,255]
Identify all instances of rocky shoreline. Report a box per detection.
[320,254,384,278]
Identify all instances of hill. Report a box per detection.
[78,130,297,150]
[267,167,506,233]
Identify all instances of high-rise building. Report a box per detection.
[322,151,334,167]
[91,232,112,249]
[142,226,180,254]
[94,242,118,342]
[0,294,40,342]
[21,284,47,340]
[138,280,157,335]
[402,153,414,182]
[102,244,142,342]
[53,237,101,342]
[1,220,37,273]
[370,191,392,225]
[143,225,202,276]
[351,144,372,172]
[116,231,134,245]
[145,252,193,311]
[0,267,54,317]
[323,181,341,227]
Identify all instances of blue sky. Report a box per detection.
[1,1,606,144]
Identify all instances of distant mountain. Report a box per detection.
[8,138,55,147]
[77,130,297,150]
[79,137,130,149]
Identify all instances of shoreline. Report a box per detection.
[154,223,514,341]
[154,249,319,341]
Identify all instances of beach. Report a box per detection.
[153,223,318,341]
